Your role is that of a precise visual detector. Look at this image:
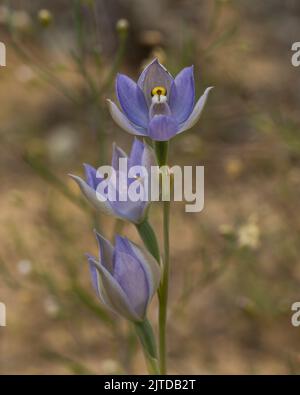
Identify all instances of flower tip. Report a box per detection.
[93,229,109,248]
[68,173,77,180]
[204,86,214,96]
[116,72,125,82]
[84,252,93,261]
[153,57,166,67]
[106,98,115,107]
[145,57,159,68]
[68,174,84,190]
[106,98,112,107]
[83,161,92,167]
[106,99,115,110]
[93,228,99,237]
[183,64,194,76]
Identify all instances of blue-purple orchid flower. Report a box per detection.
[69,139,155,224]
[87,231,161,322]
[107,58,213,141]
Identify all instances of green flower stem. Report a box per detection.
[134,319,159,375]
[155,141,169,168]
[136,219,161,263]
[155,141,170,375]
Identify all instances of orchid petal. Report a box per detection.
[68,174,116,217]
[137,59,173,106]
[128,138,144,168]
[148,115,178,141]
[114,236,149,318]
[87,255,106,301]
[107,99,147,136]
[169,66,195,124]
[112,142,127,171]
[116,74,149,128]
[94,231,114,273]
[88,255,141,321]
[177,87,213,134]
[141,140,156,174]
[110,199,148,224]
[120,238,161,301]
[83,163,98,189]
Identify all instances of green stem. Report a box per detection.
[136,219,161,263]
[159,200,170,375]
[134,319,159,375]
[155,141,169,167]
[155,141,170,375]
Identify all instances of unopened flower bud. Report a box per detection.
[87,232,161,322]
[116,18,129,35]
[70,139,156,224]
[38,9,53,27]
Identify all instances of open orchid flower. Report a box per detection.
[87,231,161,322]
[107,58,213,141]
[69,139,155,224]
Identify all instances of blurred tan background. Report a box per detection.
[1,0,300,374]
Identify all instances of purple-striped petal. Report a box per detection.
[83,163,99,190]
[169,66,195,124]
[110,199,147,224]
[137,59,173,106]
[89,255,141,321]
[68,174,116,217]
[114,236,149,318]
[128,138,144,168]
[107,99,147,136]
[141,140,156,172]
[114,237,160,308]
[94,231,114,273]
[87,255,114,310]
[114,235,135,255]
[148,115,178,141]
[127,241,161,298]
[87,255,101,298]
[116,74,149,128]
[112,143,127,171]
[177,87,213,134]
